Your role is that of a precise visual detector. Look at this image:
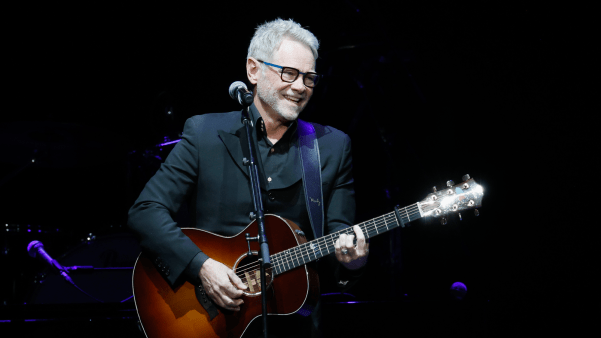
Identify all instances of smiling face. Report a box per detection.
[253,37,315,122]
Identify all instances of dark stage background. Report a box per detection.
[1,2,592,337]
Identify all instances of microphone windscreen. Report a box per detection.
[450,281,467,300]
[27,240,42,258]
[229,81,248,100]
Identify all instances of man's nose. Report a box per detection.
[291,75,306,92]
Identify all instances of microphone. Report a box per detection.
[229,81,254,107]
[27,240,73,284]
[449,281,467,300]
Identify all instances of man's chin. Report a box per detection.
[277,109,301,122]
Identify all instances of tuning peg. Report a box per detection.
[441,216,447,225]
[458,213,462,221]
[462,174,470,181]
[432,186,437,193]
[474,209,479,216]
[447,180,454,187]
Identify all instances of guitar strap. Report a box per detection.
[297,119,324,239]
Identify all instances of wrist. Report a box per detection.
[341,255,367,270]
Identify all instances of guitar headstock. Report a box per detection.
[419,175,484,223]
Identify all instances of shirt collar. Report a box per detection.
[249,104,298,144]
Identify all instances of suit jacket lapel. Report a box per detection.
[217,118,267,190]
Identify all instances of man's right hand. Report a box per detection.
[199,258,248,311]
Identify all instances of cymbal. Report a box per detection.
[0,121,125,168]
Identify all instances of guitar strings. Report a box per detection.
[267,212,407,272]
[236,213,408,284]
[236,187,480,282]
[237,186,480,277]
[265,206,417,266]
[235,214,400,281]
[235,206,422,277]
[234,205,422,279]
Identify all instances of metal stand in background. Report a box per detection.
[241,105,271,338]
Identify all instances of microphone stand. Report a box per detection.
[241,104,271,338]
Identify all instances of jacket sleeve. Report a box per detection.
[322,132,365,291]
[128,117,209,286]
[324,132,355,234]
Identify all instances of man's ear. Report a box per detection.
[247,58,260,85]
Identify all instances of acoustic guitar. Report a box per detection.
[132,176,484,337]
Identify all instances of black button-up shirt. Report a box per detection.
[249,104,312,238]
[186,105,312,282]
[251,104,302,190]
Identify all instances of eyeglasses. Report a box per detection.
[258,60,321,88]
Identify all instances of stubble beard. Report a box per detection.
[256,78,305,122]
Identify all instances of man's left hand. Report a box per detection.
[334,225,369,270]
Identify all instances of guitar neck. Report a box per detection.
[270,203,422,276]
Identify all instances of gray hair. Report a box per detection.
[247,18,319,63]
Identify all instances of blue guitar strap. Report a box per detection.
[297,119,324,239]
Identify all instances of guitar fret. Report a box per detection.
[271,255,278,275]
[319,239,325,256]
[311,242,317,258]
[285,255,290,270]
[294,247,302,267]
[297,247,304,265]
[304,243,311,262]
[390,213,400,229]
[291,251,298,269]
[272,254,280,275]
[285,251,291,271]
[302,246,307,262]
[416,202,424,218]
[301,244,307,263]
[277,257,283,275]
[287,250,294,269]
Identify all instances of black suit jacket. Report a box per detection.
[128,109,356,286]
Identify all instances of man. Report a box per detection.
[128,18,368,337]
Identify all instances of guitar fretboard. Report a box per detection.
[270,203,422,276]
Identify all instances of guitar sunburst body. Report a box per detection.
[133,215,318,338]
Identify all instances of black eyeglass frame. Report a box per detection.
[257,60,321,88]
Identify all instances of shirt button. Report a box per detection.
[268,192,275,201]
[270,148,274,153]
[267,177,272,182]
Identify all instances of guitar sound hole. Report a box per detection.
[234,251,274,297]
